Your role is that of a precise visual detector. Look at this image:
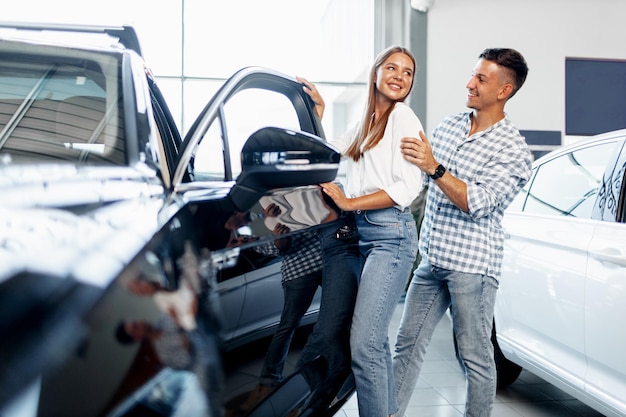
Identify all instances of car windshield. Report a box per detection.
[0,42,125,166]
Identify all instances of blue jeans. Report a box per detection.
[297,213,360,376]
[350,207,418,417]
[392,260,498,417]
[260,270,322,386]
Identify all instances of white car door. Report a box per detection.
[498,138,621,391]
[584,137,626,415]
[585,221,626,413]
[499,212,589,389]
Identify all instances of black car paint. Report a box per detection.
[0,23,353,417]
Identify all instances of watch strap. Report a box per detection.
[429,164,446,180]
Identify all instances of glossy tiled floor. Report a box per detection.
[336,301,605,417]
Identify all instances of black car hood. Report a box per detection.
[0,163,163,210]
[0,163,166,286]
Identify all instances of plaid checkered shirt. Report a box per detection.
[419,112,532,280]
[256,230,322,284]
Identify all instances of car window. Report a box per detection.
[523,141,619,217]
[192,88,300,181]
[193,117,226,181]
[0,47,125,165]
[594,139,626,222]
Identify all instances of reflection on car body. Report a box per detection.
[494,129,626,417]
[0,22,355,417]
[216,185,334,350]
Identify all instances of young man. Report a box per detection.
[392,48,532,417]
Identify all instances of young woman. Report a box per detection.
[298,45,425,417]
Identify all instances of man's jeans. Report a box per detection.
[260,270,322,386]
[350,207,418,417]
[392,259,498,417]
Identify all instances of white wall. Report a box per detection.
[424,0,626,143]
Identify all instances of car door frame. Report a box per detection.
[170,67,350,416]
[173,66,325,186]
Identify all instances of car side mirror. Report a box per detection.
[228,127,340,211]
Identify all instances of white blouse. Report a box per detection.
[330,102,425,210]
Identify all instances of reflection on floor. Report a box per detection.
[221,325,315,416]
[336,301,605,417]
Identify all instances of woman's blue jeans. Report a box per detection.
[350,207,417,417]
[392,259,498,417]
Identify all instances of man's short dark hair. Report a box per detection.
[479,48,528,98]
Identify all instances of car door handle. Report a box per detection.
[589,247,626,267]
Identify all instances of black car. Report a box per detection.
[0,22,354,416]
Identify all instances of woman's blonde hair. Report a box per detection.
[344,46,416,161]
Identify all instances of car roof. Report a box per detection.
[533,128,626,166]
[0,21,142,56]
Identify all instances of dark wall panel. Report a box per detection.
[566,58,626,136]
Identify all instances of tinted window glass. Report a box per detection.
[0,48,125,165]
[524,141,619,218]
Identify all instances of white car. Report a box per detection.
[494,128,626,417]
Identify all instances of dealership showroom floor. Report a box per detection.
[221,295,606,417]
[335,301,605,417]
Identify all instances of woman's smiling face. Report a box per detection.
[375,51,415,103]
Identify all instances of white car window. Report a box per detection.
[524,141,619,218]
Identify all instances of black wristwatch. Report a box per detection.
[429,164,446,180]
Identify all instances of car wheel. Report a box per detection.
[490,322,522,388]
[452,320,522,389]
